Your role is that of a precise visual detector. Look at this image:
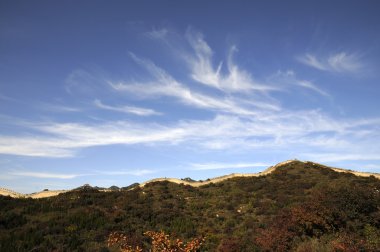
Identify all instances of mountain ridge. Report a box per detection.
[1,160,380,251]
[1,159,379,199]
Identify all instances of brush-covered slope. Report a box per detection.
[1,161,380,251]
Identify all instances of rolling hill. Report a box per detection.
[2,160,379,199]
[1,160,380,251]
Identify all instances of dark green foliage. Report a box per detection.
[121,183,139,190]
[1,161,380,251]
[0,211,27,229]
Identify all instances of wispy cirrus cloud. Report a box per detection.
[297,52,364,73]
[0,119,188,157]
[301,153,380,163]
[1,28,379,170]
[97,169,155,176]
[38,103,82,113]
[110,80,262,116]
[272,70,330,97]
[109,54,270,116]
[10,171,85,179]
[1,110,379,160]
[190,162,269,170]
[64,69,108,96]
[6,168,155,181]
[186,30,275,93]
[144,28,169,40]
[94,99,162,116]
[0,136,75,157]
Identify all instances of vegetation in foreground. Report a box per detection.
[1,161,380,251]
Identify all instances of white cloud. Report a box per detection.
[10,171,84,179]
[296,80,330,97]
[39,103,82,113]
[190,162,269,170]
[327,52,363,73]
[109,54,269,116]
[301,153,380,163]
[272,70,330,97]
[111,80,262,116]
[298,54,327,71]
[98,169,155,176]
[2,107,379,160]
[1,29,378,168]
[298,52,364,73]
[0,119,190,157]
[186,30,275,93]
[64,68,109,96]
[94,99,162,116]
[145,28,169,40]
[0,136,75,157]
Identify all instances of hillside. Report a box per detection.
[1,160,380,251]
[2,160,380,198]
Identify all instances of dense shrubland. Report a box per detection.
[1,161,379,251]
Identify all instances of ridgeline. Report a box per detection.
[1,160,380,251]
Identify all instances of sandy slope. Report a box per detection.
[1,160,379,198]
[0,188,66,199]
[27,190,67,199]
[0,187,24,198]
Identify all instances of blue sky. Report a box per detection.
[1,1,380,193]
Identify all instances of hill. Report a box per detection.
[1,160,380,251]
[2,160,380,199]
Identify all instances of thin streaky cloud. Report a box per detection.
[190,162,270,170]
[0,110,379,161]
[94,99,162,116]
[110,81,260,116]
[0,136,75,157]
[186,29,276,93]
[296,80,330,97]
[38,103,82,113]
[10,171,86,179]
[301,153,380,163]
[97,169,155,176]
[272,70,330,97]
[109,55,263,116]
[327,52,363,73]
[0,29,377,169]
[298,52,364,73]
[298,54,327,71]
[64,68,109,96]
[235,98,282,111]
[144,28,169,40]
